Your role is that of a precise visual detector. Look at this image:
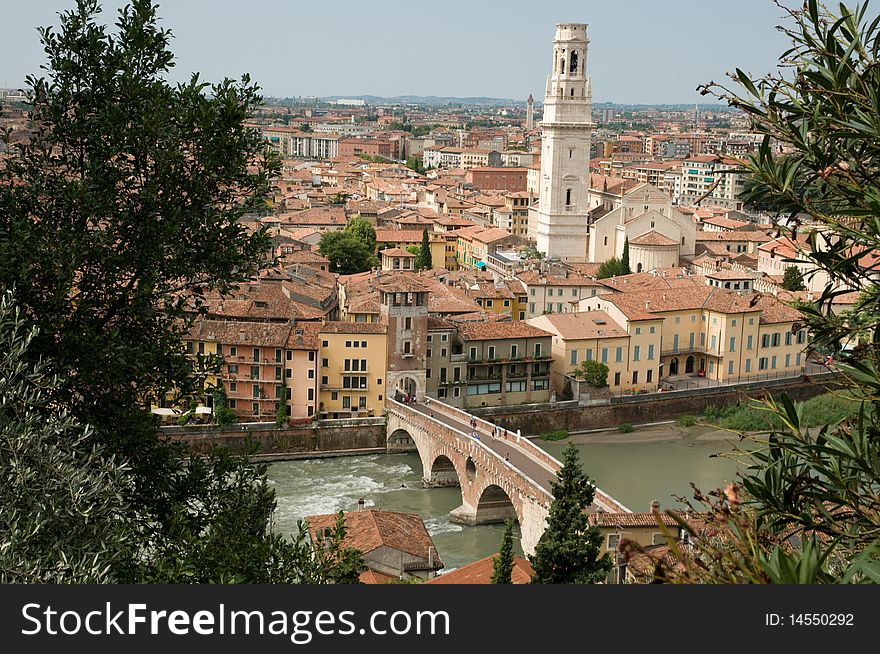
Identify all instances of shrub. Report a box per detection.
[676,415,698,428]
[540,430,569,441]
[617,423,634,433]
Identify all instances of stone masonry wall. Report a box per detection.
[472,378,841,436]
[167,420,387,459]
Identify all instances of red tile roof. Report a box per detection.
[425,555,534,584]
[305,510,442,566]
[457,321,552,341]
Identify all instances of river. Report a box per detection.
[267,423,742,571]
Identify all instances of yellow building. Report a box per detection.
[374,229,447,270]
[318,322,388,418]
[582,284,807,386]
[285,322,321,420]
[527,310,663,394]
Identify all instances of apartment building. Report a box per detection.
[528,310,662,393]
[581,285,807,385]
[424,319,554,407]
[318,322,388,419]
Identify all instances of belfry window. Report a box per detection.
[565,188,572,206]
[570,50,578,74]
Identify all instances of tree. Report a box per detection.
[0,0,354,583]
[491,519,515,584]
[621,237,632,275]
[519,244,545,261]
[781,265,806,292]
[0,292,133,583]
[529,444,611,584]
[212,388,238,426]
[299,122,311,132]
[276,374,288,426]
[597,257,629,279]
[318,231,378,274]
[651,0,880,583]
[418,227,433,271]
[344,215,377,253]
[575,359,609,388]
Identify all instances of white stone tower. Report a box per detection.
[526,94,534,131]
[527,23,594,262]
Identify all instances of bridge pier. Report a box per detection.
[449,502,518,526]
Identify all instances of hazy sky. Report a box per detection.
[1,0,801,103]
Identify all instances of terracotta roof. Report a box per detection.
[379,247,417,257]
[517,271,603,287]
[374,274,432,294]
[530,311,628,340]
[305,510,442,567]
[701,216,750,230]
[319,321,387,334]
[285,322,322,350]
[425,555,533,584]
[697,231,772,243]
[187,319,291,348]
[589,511,683,528]
[629,231,679,247]
[359,569,398,584]
[456,321,552,341]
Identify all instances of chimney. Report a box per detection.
[357,498,365,511]
[428,545,434,568]
[650,499,661,513]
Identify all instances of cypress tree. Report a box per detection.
[530,443,611,584]
[622,236,632,275]
[491,519,515,584]
[418,227,433,271]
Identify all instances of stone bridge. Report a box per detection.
[386,398,629,556]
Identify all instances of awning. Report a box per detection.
[475,261,487,269]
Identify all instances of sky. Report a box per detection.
[1,0,799,104]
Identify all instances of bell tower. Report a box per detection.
[527,23,594,262]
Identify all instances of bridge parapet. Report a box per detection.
[428,400,563,473]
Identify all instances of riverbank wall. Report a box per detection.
[470,375,844,436]
[161,417,387,461]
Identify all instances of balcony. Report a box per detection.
[660,345,714,357]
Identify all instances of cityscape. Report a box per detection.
[1,0,876,592]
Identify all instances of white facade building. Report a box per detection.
[527,23,595,262]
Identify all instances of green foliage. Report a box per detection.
[561,381,573,401]
[406,155,425,174]
[299,122,311,132]
[344,216,377,252]
[621,237,632,275]
[0,1,359,584]
[617,422,634,433]
[276,375,288,426]
[327,192,350,205]
[781,265,807,291]
[597,257,629,279]
[676,415,698,428]
[212,388,238,425]
[574,359,609,388]
[693,394,861,432]
[491,519,515,584]
[518,244,544,260]
[529,444,611,583]
[318,230,378,274]
[0,292,134,583]
[539,430,569,441]
[418,227,433,271]
[660,0,880,583]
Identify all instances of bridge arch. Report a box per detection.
[427,454,460,487]
[389,371,424,402]
[474,483,520,524]
[387,427,415,452]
